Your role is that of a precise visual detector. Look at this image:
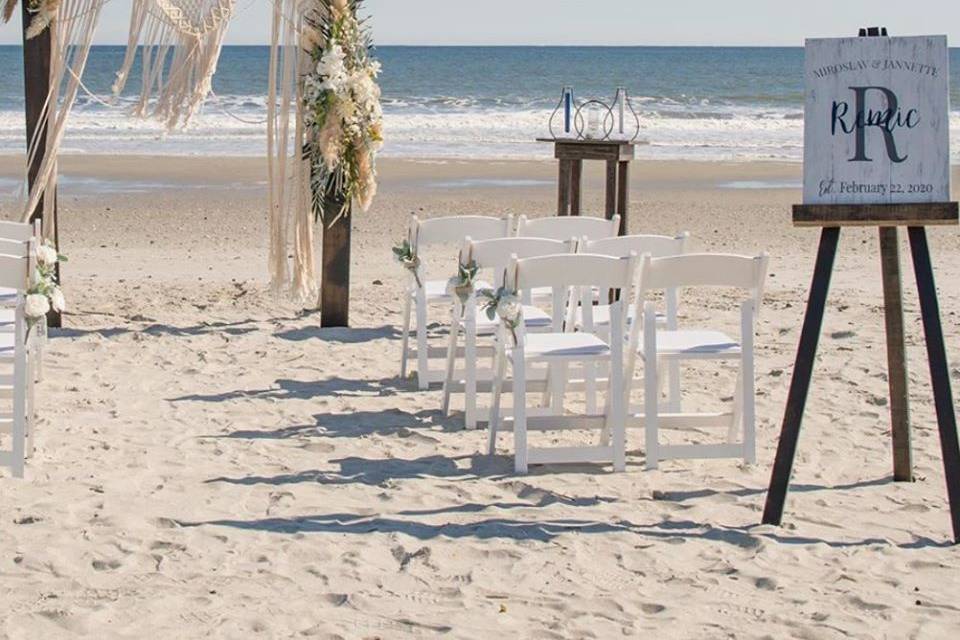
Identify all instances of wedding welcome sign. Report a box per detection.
[803,35,950,205]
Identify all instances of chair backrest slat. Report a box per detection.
[0,220,33,243]
[583,232,687,259]
[515,215,619,242]
[0,254,29,290]
[641,253,767,292]
[512,253,635,291]
[412,215,511,246]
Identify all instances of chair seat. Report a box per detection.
[513,332,611,360]
[640,329,740,357]
[576,304,666,328]
[475,305,552,333]
[413,279,493,302]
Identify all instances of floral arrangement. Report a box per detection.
[25,240,66,329]
[479,286,522,344]
[1,0,60,39]
[446,259,479,312]
[392,239,421,288]
[302,0,383,224]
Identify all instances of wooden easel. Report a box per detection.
[762,27,960,543]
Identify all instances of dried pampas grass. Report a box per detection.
[2,0,19,24]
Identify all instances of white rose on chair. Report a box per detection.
[49,287,66,313]
[25,293,51,319]
[36,242,59,267]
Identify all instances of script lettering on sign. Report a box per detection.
[803,36,950,204]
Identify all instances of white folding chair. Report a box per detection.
[0,223,44,386]
[400,214,512,389]
[578,233,689,412]
[0,253,31,478]
[489,253,636,473]
[627,253,768,469]
[441,236,573,428]
[515,214,620,242]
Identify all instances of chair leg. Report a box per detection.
[644,303,659,470]
[400,293,412,378]
[610,357,626,472]
[728,368,744,444]
[741,302,756,464]
[464,315,478,429]
[514,356,528,474]
[550,362,567,416]
[12,349,26,480]
[585,361,597,415]
[488,346,507,455]
[667,359,681,412]
[441,311,460,417]
[25,361,35,458]
[415,295,429,390]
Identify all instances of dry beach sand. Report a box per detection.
[0,156,959,638]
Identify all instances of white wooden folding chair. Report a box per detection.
[0,253,31,478]
[627,253,768,469]
[577,233,689,413]
[400,214,512,389]
[0,220,44,382]
[441,236,573,428]
[489,253,636,473]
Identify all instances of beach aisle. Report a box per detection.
[0,157,958,638]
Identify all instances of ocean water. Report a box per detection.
[0,45,958,161]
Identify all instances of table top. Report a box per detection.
[536,137,636,147]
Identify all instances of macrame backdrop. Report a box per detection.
[12,0,322,300]
[268,0,318,301]
[20,0,107,229]
[112,0,236,129]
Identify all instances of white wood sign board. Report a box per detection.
[803,35,950,205]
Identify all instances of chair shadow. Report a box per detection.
[170,375,418,404]
[274,324,401,344]
[174,511,952,548]
[54,319,260,339]
[206,453,512,486]
[216,407,462,440]
[652,476,895,503]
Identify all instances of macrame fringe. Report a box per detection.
[268,0,318,303]
[113,0,236,130]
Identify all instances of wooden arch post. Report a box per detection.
[21,2,62,328]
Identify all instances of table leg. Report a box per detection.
[557,159,571,216]
[616,161,629,235]
[906,226,960,543]
[879,227,912,481]
[605,160,617,219]
[762,226,841,526]
[570,160,582,216]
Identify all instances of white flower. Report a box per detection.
[50,287,65,313]
[36,243,58,266]
[495,294,522,326]
[316,44,348,93]
[25,293,50,319]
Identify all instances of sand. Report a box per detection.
[0,155,959,638]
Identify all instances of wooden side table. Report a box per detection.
[538,138,635,235]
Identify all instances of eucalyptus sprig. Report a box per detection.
[392,239,422,288]
[447,259,479,314]
[478,286,521,345]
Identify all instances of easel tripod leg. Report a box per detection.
[906,226,960,543]
[879,227,913,481]
[762,227,841,526]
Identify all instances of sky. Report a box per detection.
[1,0,959,46]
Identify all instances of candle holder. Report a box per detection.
[548,86,577,139]
[547,86,640,142]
